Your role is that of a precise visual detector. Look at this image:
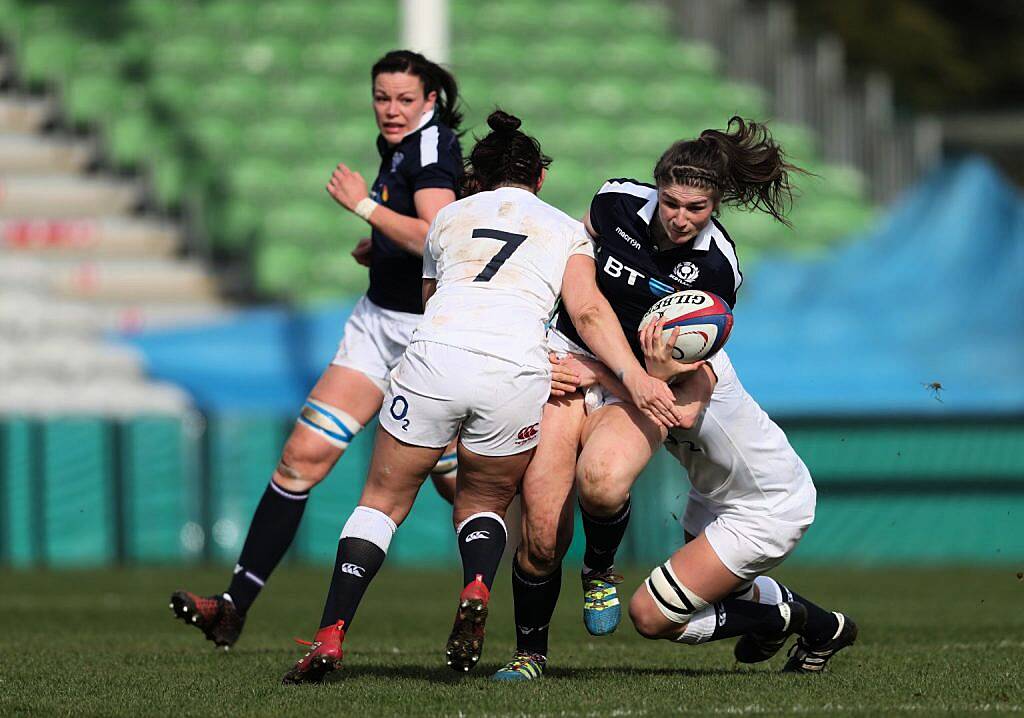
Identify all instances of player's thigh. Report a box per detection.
[519,395,586,572]
[454,443,534,524]
[576,402,666,511]
[359,425,445,525]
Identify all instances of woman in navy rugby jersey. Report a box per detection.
[169,50,464,649]
[496,118,854,681]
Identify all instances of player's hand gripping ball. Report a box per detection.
[638,290,733,363]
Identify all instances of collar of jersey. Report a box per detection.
[376,109,437,156]
[690,219,718,252]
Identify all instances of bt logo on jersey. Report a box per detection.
[603,255,646,286]
[514,423,540,444]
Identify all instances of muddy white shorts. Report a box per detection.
[379,340,550,456]
[331,296,423,393]
[681,486,816,580]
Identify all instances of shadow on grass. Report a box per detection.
[546,666,745,680]
[324,664,465,685]
[317,664,750,685]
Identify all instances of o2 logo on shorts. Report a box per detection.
[514,423,540,445]
[389,395,410,431]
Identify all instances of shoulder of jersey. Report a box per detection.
[533,193,585,229]
[597,177,658,200]
[704,217,744,292]
[405,121,459,169]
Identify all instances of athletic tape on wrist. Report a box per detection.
[354,197,378,221]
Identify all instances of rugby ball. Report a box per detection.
[638,290,733,363]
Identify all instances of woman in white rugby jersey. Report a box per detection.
[281,110,687,684]
[170,50,467,649]
[494,118,855,681]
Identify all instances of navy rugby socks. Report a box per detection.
[511,559,562,657]
[580,498,631,574]
[457,512,507,589]
[679,598,790,644]
[752,576,840,645]
[226,480,309,615]
[319,506,396,630]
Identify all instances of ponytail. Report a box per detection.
[653,116,805,226]
[462,109,552,196]
[371,50,463,132]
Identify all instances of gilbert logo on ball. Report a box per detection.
[639,290,733,363]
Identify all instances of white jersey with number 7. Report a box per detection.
[417,186,595,370]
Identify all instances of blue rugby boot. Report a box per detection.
[582,568,622,636]
[492,651,547,682]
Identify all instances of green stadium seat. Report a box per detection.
[150,35,225,78]
[149,152,187,210]
[15,30,79,87]
[203,76,270,117]
[301,36,391,74]
[185,116,244,161]
[243,117,312,157]
[62,75,134,127]
[105,111,161,169]
[227,37,304,77]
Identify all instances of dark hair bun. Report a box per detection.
[487,109,521,134]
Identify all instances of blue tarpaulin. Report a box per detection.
[727,157,1024,415]
[122,158,1023,417]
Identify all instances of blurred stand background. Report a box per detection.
[1,0,1021,570]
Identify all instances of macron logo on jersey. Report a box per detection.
[341,563,365,577]
[615,226,642,250]
[464,531,490,543]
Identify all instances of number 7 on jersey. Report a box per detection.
[472,228,527,282]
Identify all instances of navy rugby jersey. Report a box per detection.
[367,111,462,314]
[555,178,742,360]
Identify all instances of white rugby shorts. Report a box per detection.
[331,296,422,393]
[681,486,816,580]
[379,340,549,456]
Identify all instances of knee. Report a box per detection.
[274,443,333,492]
[519,533,564,576]
[628,588,670,640]
[576,459,629,515]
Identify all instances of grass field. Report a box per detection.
[1,564,1022,716]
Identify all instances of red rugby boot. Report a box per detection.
[281,620,346,685]
[445,574,490,673]
[169,590,244,649]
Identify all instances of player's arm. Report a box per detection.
[422,279,437,308]
[670,363,716,430]
[561,254,686,428]
[553,352,630,400]
[421,215,441,310]
[326,162,455,256]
